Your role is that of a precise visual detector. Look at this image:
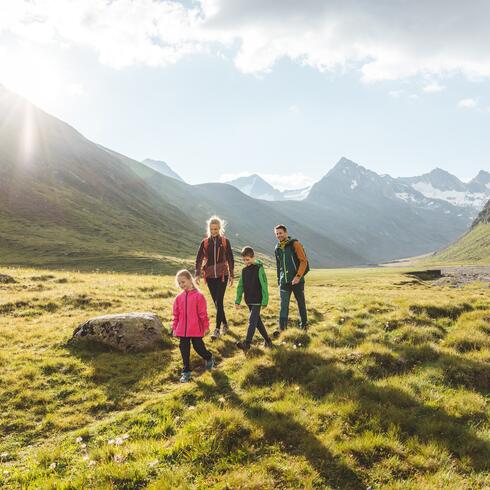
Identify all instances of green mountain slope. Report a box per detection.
[0,87,201,272]
[427,200,490,264]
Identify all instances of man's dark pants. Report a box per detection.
[279,282,307,330]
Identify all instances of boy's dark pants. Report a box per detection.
[179,337,212,372]
[279,282,307,330]
[246,305,270,344]
[207,276,228,329]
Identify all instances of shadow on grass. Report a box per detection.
[206,347,490,477]
[194,370,364,490]
[67,343,173,405]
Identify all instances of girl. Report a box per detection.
[172,269,215,383]
[195,216,235,340]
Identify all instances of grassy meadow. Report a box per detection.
[0,266,489,489]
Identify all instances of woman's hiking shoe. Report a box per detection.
[180,371,192,383]
[205,355,215,370]
[236,341,251,351]
[263,339,274,349]
[210,328,220,340]
[221,324,229,335]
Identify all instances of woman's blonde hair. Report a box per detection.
[206,215,226,238]
[175,269,197,289]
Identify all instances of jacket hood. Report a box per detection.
[275,236,295,250]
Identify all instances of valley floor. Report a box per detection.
[0,266,489,489]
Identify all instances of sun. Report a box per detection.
[0,47,63,109]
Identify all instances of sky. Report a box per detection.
[1,0,489,189]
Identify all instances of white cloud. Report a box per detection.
[422,81,445,93]
[288,104,300,115]
[458,98,478,109]
[388,90,404,98]
[1,0,490,82]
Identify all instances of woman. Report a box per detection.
[195,216,234,340]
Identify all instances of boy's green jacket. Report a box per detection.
[235,259,268,306]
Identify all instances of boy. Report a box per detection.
[235,247,273,351]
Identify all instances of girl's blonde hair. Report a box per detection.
[206,215,226,238]
[175,269,197,289]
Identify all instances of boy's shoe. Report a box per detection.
[236,341,251,351]
[179,371,192,383]
[210,328,220,340]
[205,355,215,370]
[221,323,229,335]
[263,339,274,349]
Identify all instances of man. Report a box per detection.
[273,224,308,338]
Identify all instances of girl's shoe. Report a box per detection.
[211,328,220,340]
[236,341,251,351]
[180,371,192,383]
[205,355,215,370]
[221,323,229,335]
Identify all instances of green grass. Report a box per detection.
[0,266,489,489]
[424,224,490,265]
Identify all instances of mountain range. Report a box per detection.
[226,165,489,219]
[0,85,487,271]
[226,174,311,201]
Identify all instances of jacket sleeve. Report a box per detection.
[197,293,209,333]
[293,241,308,278]
[226,239,235,278]
[235,272,244,304]
[172,297,179,332]
[275,250,281,285]
[195,240,205,277]
[259,266,269,306]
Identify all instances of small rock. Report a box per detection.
[76,436,83,443]
[49,462,57,470]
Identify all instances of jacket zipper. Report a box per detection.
[184,291,188,336]
[283,249,288,281]
[214,237,217,278]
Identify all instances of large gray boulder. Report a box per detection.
[70,312,167,352]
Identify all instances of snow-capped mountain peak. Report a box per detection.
[226,174,310,201]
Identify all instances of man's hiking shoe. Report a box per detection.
[221,324,229,335]
[236,341,251,351]
[180,371,192,383]
[297,321,308,331]
[263,339,274,349]
[205,355,215,370]
[210,328,220,340]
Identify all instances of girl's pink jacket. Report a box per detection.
[172,288,210,337]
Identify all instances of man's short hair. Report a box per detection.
[274,224,287,232]
[241,246,255,257]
